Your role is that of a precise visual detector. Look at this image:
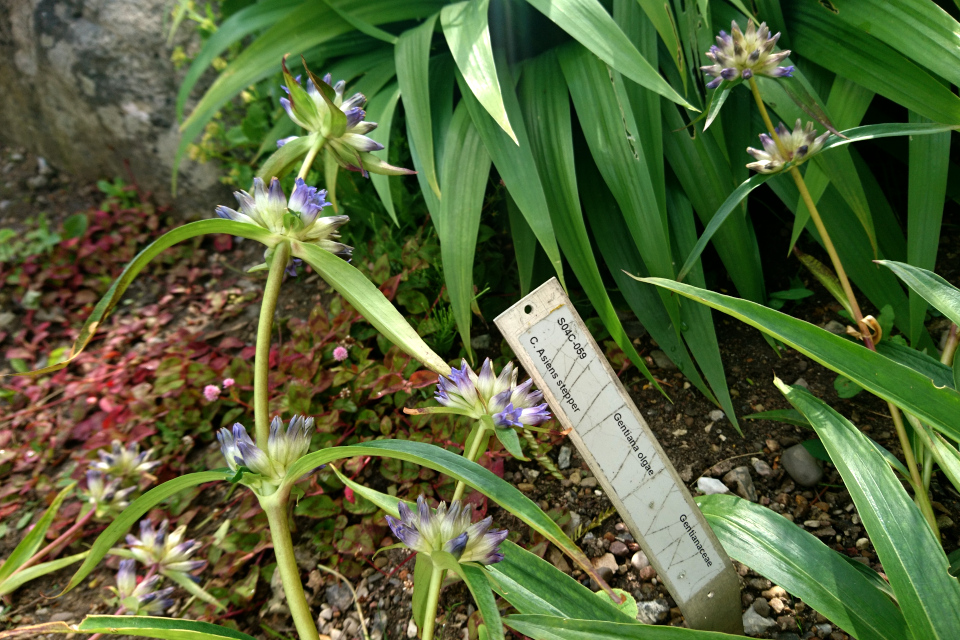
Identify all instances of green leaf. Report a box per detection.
[506,616,731,640]
[442,0,516,143]
[876,341,954,390]
[907,112,952,346]
[486,541,634,622]
[517,52,663,395]
[4,220,277,378]
[0,483,75,584]
[461,565,505,640]
[878,261,960,328]
[412,553,433,628]
[635,277,960,444]
[0,552,86,597]
[830,0,960,90]
[522,0,694,110]
[76,616,257,640]
[776,380,960,639]
[292,243,450,375]
[633,0,685,83]
[435,102,491,360]
[62,214,88,240]
[676,173,773,283]
[703,85,733,131]
[506,193,536,296]
[161,569,224,610]
[794,249,854,318]
[257,134,316,181]
[60,472,229,596]
[494,426,527,461]
[833,375,862,399]
[698,494,909,640]
[786,1,960,124]
[321,0,399,44]
[457,56,564,288]
[365,84,402,226]
[396,13,442,198]
[282,440,604,589]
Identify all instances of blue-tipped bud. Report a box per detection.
[217,416,314,494]
[701,19,793,89]
[84,470,136,518]
[746,119,829,174]
[92,439,160,482]
[113,559,175,616]
[386,496,507,566]
[125,519,206,577]
[433,359,551,429]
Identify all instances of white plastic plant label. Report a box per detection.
[495,278,742,634]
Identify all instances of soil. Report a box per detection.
[2,140,960,640]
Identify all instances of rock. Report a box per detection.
[762,586,788,600]
[49,612,75,622]
[580,476,598,489]
[777,615,798,631]
[631,551,649,571]
[0,1,227,211]
[792,377,811,391]
[751,457,775,478]
[547,547,571,573]
[522,467,540,482]
[780,445,824,487]
[319,606,334,622]
[36,157,53,176]
[815,623,833,636]
[697,477,730,495]
[752,597,770,617]
[766,438,780,453]
[855,537,870,550]
[470,334,492,351]
[708,409,725,422]
[330,629,342,640]
[742,607,778,636]
[592,553,618,574]
[9,152,24,162]
[25,174,48,190]
[823,320,846,334]
[406,619,418,638]
[558,445,572,470]
[650,350,677,370]
[636,598,670,625]
[342,617,360,637]
[517,483,536,492]
[570,471,582,485]
[723,466,758,501]
[326,583,353,611]
[638,566,657,581]
[609,541,629,557]
[768,597,786,614]
[937,514,954,529]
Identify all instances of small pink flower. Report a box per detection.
[333,346,348,362]
[344,487,355,503]
[222,378,235,388]
[203,385,221,402]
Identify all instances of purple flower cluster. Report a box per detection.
[114,559,174,616]
[386,495,507,566]
[746,119,829,173]
[435,359,551,429]
[701,20,793,89]
[217,415,314,490]
[125,519,205,577]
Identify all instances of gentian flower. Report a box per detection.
[277,58,415,179]
[215,177,351,260]
[386,496,507,566]
[434,359,551,429]
[126,519,205,577]
[84,470,136,518]
[113,559,174,616]
[701,19,793,89]
[217,415,314,492]
[746,119,829,174]
[92,440,159,482]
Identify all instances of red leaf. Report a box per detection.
[219,337,246,349]
[407,370,439,389]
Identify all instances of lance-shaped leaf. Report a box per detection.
[5,220,277,377]
[0,552,87,597]
[257,134,316,181]
[634,277,960,443]
[366,83,402,226]
[0,616,259,640]
[699,494,908,640]
[794,248,853,318]
[60,471,230,596]
[505,616,728,639]
[293,243,450,375]
[878,261,960,328]
[0,483,75,584]
[523,0,694,110]
[442,0,516,143]
[777,380,960,638]
[282,439,615,598]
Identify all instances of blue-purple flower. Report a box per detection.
[435,359,551,429]
[113,559,174,616]
[386,496,507,566]
[92,439,159,482]
[278,59,415,179]
[217,416,314,492]
[84,470,136,518]
[701,20,793,89]
[215,177,351,260]
[125,519,205,577]
[746,119,829,173]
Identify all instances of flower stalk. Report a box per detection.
[421,564,444,640]
[262,494,320,640]
[254,241,290,448]
[747,77,940,534]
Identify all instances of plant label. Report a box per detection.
[495,278,742,634]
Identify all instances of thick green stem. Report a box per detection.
[298,137,325,181]
[262,497,320,640]
[941,324,959,365]
[255,242,291,447]
[452,424,488,502]
[420,563,444,640]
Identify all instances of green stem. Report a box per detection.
[420,563,444,640]
[298,137,325,181]
[452,424,488,502]
[748,77,939,532]
[941,323,959,365]
[262,496,320,640]
[254,242,291,447]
